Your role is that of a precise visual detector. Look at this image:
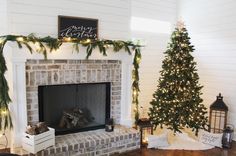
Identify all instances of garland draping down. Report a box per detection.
[0,34,142,130]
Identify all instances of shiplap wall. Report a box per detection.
[131,0,178,116]
[178,0,236,130]
[7,0,131,39]
[0,0,7,35]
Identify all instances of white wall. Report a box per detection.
[7,0,130,39]
[131,0,178,117]
[0,0,7,35]
[178,0,236,130]
[6,0,133,60]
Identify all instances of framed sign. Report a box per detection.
[58,15,98,39]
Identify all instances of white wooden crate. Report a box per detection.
[22,127,55,154]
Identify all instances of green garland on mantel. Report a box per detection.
[0,34,142,131]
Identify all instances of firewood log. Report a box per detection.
[36,122,49,133]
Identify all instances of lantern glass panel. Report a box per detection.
[209,93,229,134]
[210,110,226,133]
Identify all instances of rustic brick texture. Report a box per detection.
[14,126,140,156]
[25,59,122,125]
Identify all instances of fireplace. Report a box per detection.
[11,57,132,146]
[38,82,111,135]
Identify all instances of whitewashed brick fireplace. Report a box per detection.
[25,59,122,125]
[8,46,134,147]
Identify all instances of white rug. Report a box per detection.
[158,133,214,150]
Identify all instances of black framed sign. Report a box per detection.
[58,15,98,39]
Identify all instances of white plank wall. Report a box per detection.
[0,0,7,35]
[131,0,178,116]
[7,0,131,39]
[178,0,236,133]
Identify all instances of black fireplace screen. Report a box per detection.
[38,82,110,135]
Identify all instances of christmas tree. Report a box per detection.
[148,22,208,135]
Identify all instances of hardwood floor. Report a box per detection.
[117,141,236,156]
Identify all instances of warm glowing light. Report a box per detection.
[136,57,141,63]
[16,37,24,42]
[103,44,111,48]
[65,37,72,42]
[34,42,41,51]
[181,43,187,47]
[0,39,3,44]
[103,44,108,48]
[133,90,138,96]
[132,75,135,81]
[143,137,148,144]
[85,39,91,43]
[1,109,7,115]
[54,48,60,52]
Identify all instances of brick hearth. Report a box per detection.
[13,126,140,156]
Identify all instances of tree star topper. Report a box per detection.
[177,20,185,30]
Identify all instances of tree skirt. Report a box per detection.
[158,133,214,150]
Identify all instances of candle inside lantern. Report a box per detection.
[143,137,148,144]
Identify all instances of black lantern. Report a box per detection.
[137,118,153,147]
[209,93,228,133]
[222,125,234,148]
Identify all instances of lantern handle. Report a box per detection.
[226,124,234,130]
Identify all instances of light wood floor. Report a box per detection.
[116,141,236,156]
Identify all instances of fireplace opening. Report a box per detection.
[38,82,111,135]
